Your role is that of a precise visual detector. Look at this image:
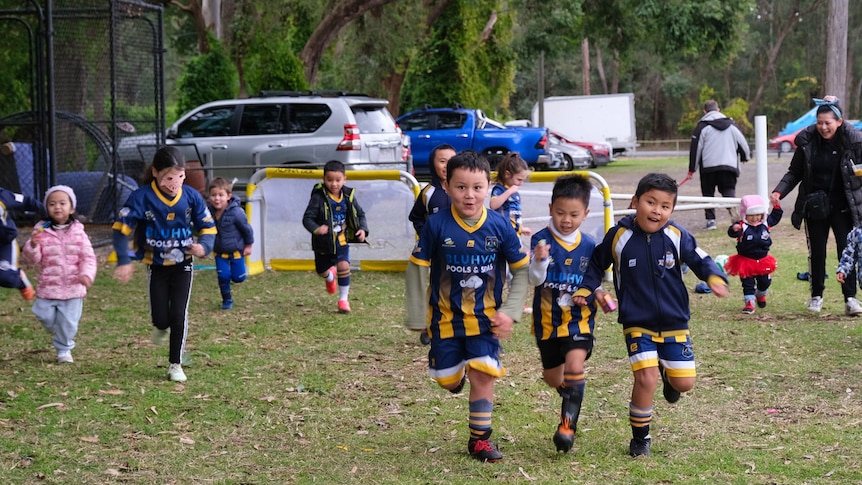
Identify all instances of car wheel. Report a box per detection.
[589,152,598,168]
[562,154,574,171]
[780,141,793,153]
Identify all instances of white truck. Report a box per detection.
[531,93,637,156]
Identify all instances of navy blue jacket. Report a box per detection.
[576,214,727,332]
[302,184,369,254]
[727,207,782,260]
[0,187,44,245]
[211,195,254,254]
[408,169,450,235]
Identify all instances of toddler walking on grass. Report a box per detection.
[22,185,96,363]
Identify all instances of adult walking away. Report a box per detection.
[771,96,862,315]
[683,100,750,230]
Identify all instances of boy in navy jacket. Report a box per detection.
[208,178,254,310]
[573,173,728,457]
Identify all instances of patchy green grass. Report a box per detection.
[0,157,859,483]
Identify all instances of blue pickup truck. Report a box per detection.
[396,107,551,175]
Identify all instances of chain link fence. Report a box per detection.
[0,0,164,224]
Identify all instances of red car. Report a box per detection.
[769,128,801,153]
[550,131,614,167]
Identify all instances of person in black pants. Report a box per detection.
[771,96,862,315]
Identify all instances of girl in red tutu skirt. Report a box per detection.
[725,195,783,314]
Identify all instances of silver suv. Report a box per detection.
[165,91,405,183]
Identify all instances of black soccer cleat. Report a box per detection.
[629,437,651,457]
[553,419,575,453]
[659,363,681,403]
[468,438,503,462]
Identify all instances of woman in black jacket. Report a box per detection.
[771,96,862,314]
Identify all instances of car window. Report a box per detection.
[238,104,284,135]
[398,112,431,131]
[353,107,397,133]
[287,103,332,134]
[176,106,236,138]
[437,112,466,130]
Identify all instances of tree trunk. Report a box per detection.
[824,0,848,103]
[299,0,400,84]
[203,0,222,40]
[595,44,608,94]
[581,38,591,95]
[171,0,210,53]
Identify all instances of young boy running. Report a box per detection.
[405,150,529,462]
[573,173,728,457]
[528,174,608,453]
[302,160,368,313]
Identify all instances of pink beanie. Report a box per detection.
[44,185,77,210]
[740,194,766,217]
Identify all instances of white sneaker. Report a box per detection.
[168,363,187,382]
[807,296,823,312]
[151,327,170,345]
[57,351,73,363]
[705,220,717,230]
[846,297,862,316]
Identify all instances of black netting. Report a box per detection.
[0,0,164,223]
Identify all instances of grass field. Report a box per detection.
[1,157,861,484]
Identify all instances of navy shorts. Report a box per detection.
[428,332,504,387]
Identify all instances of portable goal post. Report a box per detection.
[245,167,421,274]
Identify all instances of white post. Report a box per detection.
[755,115,769,203]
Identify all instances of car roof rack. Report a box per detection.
[256,90,370,98]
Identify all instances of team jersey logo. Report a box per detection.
[557,293,573,308]
[467,240,475,248]
[443,238,454,247]
[460,275,483,288]
[484,236,499,252]
[167,213,176,221]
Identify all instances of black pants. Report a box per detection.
[147,260,194,364]
[740,274,771,296]
[700,170,737,220]
[805,209,856,299]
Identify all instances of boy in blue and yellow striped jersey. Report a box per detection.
[405,150,529,463]
[528,174,609,453]
[112,146,217,383]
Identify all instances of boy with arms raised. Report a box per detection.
[529,175,610,453]
[405,150,529,462]
[573,173,728,457]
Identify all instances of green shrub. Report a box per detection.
[245,40,309,94]
[175,37,238,116]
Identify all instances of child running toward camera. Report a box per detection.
[405,150,529,462]
[302,160,368,314]
[112,146,217,382]
[208,177,254,310]
[490,152,532,237]
[573,173,728,457]
[528,174,611,453]
[0,186,43,300]
[725,195,782,314]
[22,185,97,363]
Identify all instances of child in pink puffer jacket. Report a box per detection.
[22,185,97,363]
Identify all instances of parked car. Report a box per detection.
[545,132,592,170]
[164,91,405,184]
[550,131,613,167]
[769,128,801,153]
[396,106,550,174]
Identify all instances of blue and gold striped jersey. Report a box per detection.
[491,183,523,234]
[113,182,216,265]
[530,227,597,340]
[410,205,528,339]
[328,192,349,248]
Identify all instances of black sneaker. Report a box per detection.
[629,437,651,457]
[419,331,431,345]
[659,363,681,403]
[468,438,503,462]
[553,419,575,453]
[449,374,466,394]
